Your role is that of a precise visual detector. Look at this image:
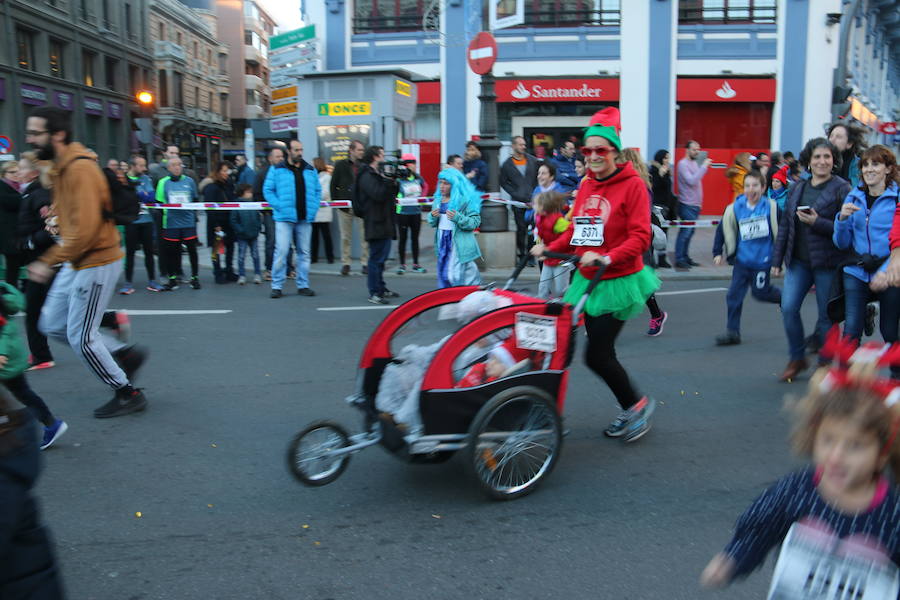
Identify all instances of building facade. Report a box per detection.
[149,0,230,175]
[311,0,900,215]
[0,0,155,162]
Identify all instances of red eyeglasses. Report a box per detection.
[580,146,614,157]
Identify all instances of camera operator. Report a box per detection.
[354,146,400,304]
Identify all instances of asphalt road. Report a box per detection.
[29,267,822,599]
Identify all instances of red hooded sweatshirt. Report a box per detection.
[547,162,650,281]
[891,201,900,251]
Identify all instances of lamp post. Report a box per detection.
[476,1,506,232]
[135,91,155,163]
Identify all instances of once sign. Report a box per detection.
[317,102,372,117]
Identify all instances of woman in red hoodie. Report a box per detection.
[531,108,660,443]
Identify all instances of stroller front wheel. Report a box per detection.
[287,421,351,486]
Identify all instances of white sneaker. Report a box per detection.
[253,274,262,284]
[237,275,246,285]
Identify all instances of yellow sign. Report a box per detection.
[272,102,298,116]
[317,102,372,116]
[272,86,298,102]
[394,80,411,97]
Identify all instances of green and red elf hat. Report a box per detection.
[583,107,623,152]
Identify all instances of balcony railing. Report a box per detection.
[353,7,619,33]
[154,40,186,63]
[679,3,776,25]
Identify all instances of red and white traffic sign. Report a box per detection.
[879,122,897,135]
[0,136,12,154]
[467,32,497,75]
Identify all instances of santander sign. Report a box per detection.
[497,78,620,103]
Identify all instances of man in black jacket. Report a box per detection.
[354,146,399,304]
[332,140,368,276]
[499,135,538,262]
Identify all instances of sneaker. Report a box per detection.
[113,345,148,383]
[226,271,239,282]
[94,387,147,419]
[397,264,406,275]
[40,419,68,450]
[340,265,350,276]
[177,273,190,283]
[162,279,179,291]
[675,261,692,270]
[237,275,246,285]
[253,274,262,284]
[270,289,283,299]
[382,289,400,298]
[297,287,315,296]
[118,283,135,295]
[715,331,741,346]
[647,312,668,337]
[687,258,701,267]
[622,397,657,443]
[656,256,672,269]
[264,270,272,281]
[361,266,368,275]
[27,360,56,371]
[146,280,164,292]
[190,277,201,290]
[604,410,632,438]
[412,264,427,273]
[368,295,389,305]
[864,303,878,337]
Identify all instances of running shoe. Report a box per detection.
[27,360,55,371]
[604,410,632,438]
[264,270,272,281]
[270,289,283,299]
[382,289,400,298]
[40,419,68,450]
[297,287,315,296]
[94,387,147,419]
[146,280,164,292]
[162,279,179,291]
[237,275,246,285]
[864,303,878,337]
[715,331,741,346]
[253,274,262,284]
[118,283,135,295]
[412,265,427,273]
[647,312,668,337]
[396,264,406,275]
[622,397,657,443]
[190,277,201,290]
[368,295,389,305]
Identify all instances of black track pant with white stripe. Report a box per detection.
[39,262,129,389]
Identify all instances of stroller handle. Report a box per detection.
[540,252,607,318]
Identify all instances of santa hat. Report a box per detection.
[771,165,789,186]
[584,107,622,151]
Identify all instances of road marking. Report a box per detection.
[116,310,233,315]
[317,305,395,312]
[656,287,727,296]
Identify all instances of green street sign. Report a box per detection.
[270,25,316,51]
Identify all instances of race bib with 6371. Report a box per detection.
[571,216,604,247]
[515,313,557,353]
[739,215,769,241]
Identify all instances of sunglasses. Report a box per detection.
[580,146,614,157]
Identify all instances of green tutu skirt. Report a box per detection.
[563,266,661,320]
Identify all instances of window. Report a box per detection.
[208,91,213,110]
[102,0,111,29]
[158,70,168,106]
[243,1,259,20]
[79,0,91,21]
[522,0,620,27]
[246,89,260,106]
[125,3,133,39]
[218,53,227,74]
[193,41,198,57]
[129,64,139,95]
[49,39,66,78]
[193,86,199,107]
[207,49,212,64]
[176,31,182,46]
[158,22,164,41]
[679,0,776,24]
[173,72,183,107]
[105,57,118,90]
[16,29,35,71]
[244,30,253,46]
[353,0,425,33]
[220,93,228,118]
[82,50,96,86]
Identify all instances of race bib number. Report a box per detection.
[767,522,900,600]
[169,191,191,205]
[571,216,604,247]
[739,215,769,241]
[515,313,557,353]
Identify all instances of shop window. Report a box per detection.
[353,0,425,33]
[49,39,66,78]
[679,0,776,24]
[16,28,35,71]
[83,50,96,86]
[521,0,620,28]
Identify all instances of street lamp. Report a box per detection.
[136,91,154,106]
[135,91,155,162]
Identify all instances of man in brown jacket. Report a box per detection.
[25,107,148,419]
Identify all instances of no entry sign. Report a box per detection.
[467,32,497,76]
[0,136,12,154]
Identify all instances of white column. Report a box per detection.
[618,1,651,151]
[801,0,841,142]
[770,0,787,151]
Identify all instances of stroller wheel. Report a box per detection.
[287,421,351,486]
[467,386,562,501]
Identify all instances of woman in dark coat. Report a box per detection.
[0,161,23,288]
[202,161,237,283]
[649,149,677,268]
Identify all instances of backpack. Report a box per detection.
[66,157,141,225]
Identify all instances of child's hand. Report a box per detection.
[446,209,457,220]
[713,255,723,266]
[431,209,440,217]
[700,553,735,588]
[0,355,8,368]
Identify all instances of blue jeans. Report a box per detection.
[725,261,782,333]
[237,237,261,277]
[781,261,835,361]
[674,203,700,263]
[272,221,311,290]
[367,238,391,297]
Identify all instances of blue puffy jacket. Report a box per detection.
[263,160,321,223]
[832,182,899,283]
[551,154,579,192]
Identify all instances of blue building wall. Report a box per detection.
[778,0,808,155]
[647,1,673,156]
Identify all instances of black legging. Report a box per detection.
[164,238,198,280]
[396,213,421,265]
[311,222,334,262]
[646,294,663,320]
[3,374,54,427]
[584,313,641,410]
[124,222,156,283]
[3,252,22,287]
[24,278,53,364]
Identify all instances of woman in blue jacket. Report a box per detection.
[832,144,900,379]
[429,168,482,288]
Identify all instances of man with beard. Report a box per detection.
[25,107,148,419]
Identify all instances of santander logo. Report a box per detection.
[511,82,530,99]
[715,81,737,99]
